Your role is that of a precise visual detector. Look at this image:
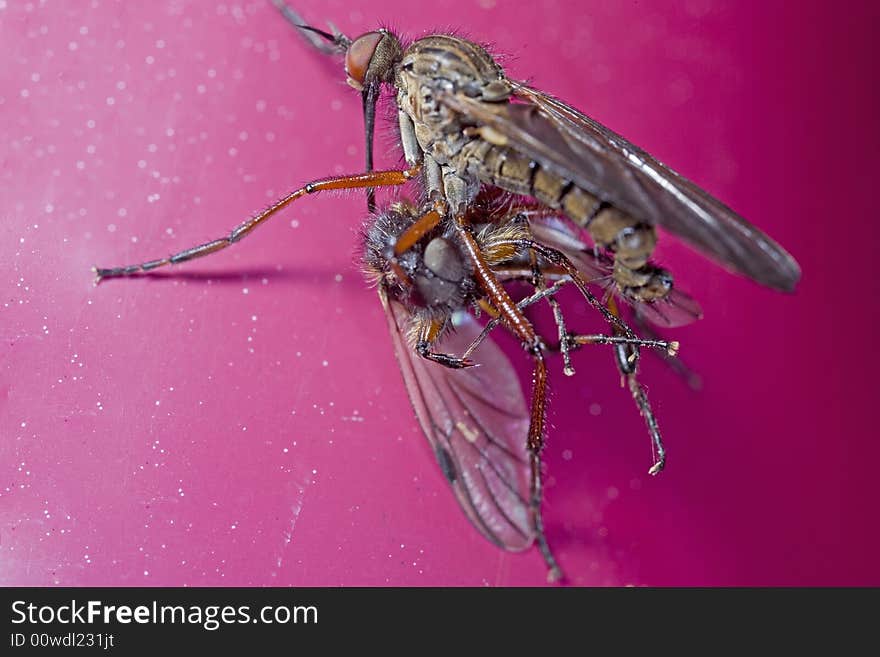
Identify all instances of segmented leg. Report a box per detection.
[461,280,568,362]
[462,272,676,363]
[503,239,636,340]
[607,297,667,476]
[394,209,441,256]
[528,243,575,376]
[530,455,562,583]
[93,166,419,282]
[632,308,702,391]
[473,261,675,476]
[452,215,562,582]
[413,316,474,369]
[270,1,349,54]
[571,334,678,357]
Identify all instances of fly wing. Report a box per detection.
[630,287,703,328]
[440,86,801,292]
[527,214,702,327]
[378,287,535,551]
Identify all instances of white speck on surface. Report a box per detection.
[589,403,602,416]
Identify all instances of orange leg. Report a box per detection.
[451,214,562,582]
[394,210,441,256]
[93,166,419,281]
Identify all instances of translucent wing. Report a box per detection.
[630,286,703,329]
[527,214,703,328]
[378,287,535,551]
[439,86,801,292]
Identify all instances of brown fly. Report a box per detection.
[92,4,799,580]
[93,176,677,581]
[362,192,684,578]
[275,2,801,300]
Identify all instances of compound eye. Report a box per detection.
[345,31,384,89]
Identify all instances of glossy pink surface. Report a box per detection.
[2,1,878,586]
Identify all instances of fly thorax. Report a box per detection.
[414,237,473,309]
[363,206,476,312]
[398,81,468,165]
[399,35,511,162]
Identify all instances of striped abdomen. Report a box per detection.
[460,140,664,294]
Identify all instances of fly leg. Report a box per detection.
[93,166,420,282]
[527,242,576,377]
[479,266,673,475]
[632,308,702,391]
[463,267,681,362]
[502,239,637,340]
[452,215,563,582]
[270,1,390,211]
[598,297,668,476]
[392,207,475,369]
[270,1,350,54]
[413,317,474,369]
[569,333,678,357]
[462,281,568,362]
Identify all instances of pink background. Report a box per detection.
[2,0,878,586]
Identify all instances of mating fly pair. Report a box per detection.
[94,3,801,580]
